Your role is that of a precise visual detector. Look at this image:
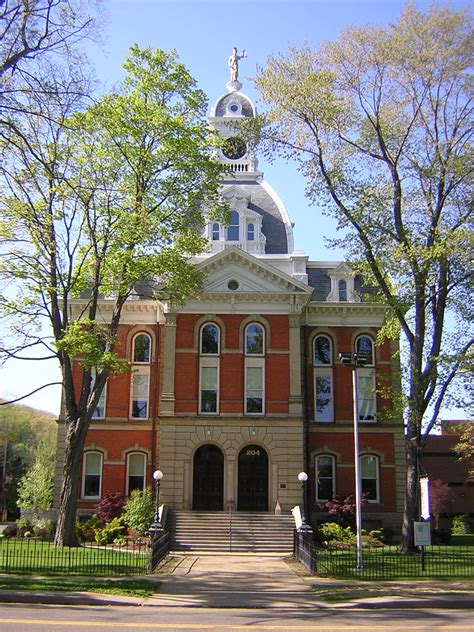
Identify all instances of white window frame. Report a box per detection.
[357,368,377,422]
[245,323,265,356]
[130,366,150,419]
[313,335,334,423]
[199,358,220,414]
[360,454,380,503]
[314,368,334,423]
[132,333,152,363]
[200,323,220,355]
[315,454,336,502]
[130,332,151,420]
[245,358,265,415]
[126,452,147,495]
[355,334,374,366]
[82,451,103,500]
[90,367,106,419]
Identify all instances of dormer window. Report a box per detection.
[212,223,220,241]
[338,279,347,301]
[327,263,360,302]
[227,211,240,241]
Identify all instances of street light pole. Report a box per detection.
[339,352,367,571]
[297,471,312,532]
[148,469,163,540]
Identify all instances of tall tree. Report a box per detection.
[253,4,473,551]
[0,46,225,546]
[0,0,100,78]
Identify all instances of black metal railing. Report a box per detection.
[0,537,152,576]
[294,534,474,579]
[149,531,170,571]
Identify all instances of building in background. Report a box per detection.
[54,60,406,536]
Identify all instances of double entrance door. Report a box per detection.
[192,444,268,512]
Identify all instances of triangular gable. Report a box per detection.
[197,247,312,295]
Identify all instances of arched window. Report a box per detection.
[313,335,334,422]
[133,333,151,363]
[338,279,347,301]
[212,223,220,241]
[82,451,103,499]
[315,454,336,502]
[245,323,264,355]
[247,222,255,241]
[360,455,380,503]
[200,323,220,355]
[199,323,220,414]
[127,452,147,495]
[227,210,240,241]
[356,335,374,365]
[131,332,152,419]
[355,335,376,422]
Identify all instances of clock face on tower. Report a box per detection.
[222,136,247,160]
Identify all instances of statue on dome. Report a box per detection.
[228,47,247,82]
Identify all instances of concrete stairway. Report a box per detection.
[168,510,295,553]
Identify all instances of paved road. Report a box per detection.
[0,604,473,631]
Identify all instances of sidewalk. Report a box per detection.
[0,552,473,609]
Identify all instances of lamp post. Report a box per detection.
[148,469,163,540]
[297,471,312,532]
[339,351,367,570]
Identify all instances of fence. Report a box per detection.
[0,537,153,576]
[294,531,474,579]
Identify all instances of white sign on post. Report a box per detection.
[420,476,430,520]
[414,521,431,547]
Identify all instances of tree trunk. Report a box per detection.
[399,439,419,553]
[54,415,91,547]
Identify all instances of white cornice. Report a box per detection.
[306,302,389,327]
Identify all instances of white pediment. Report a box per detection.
[198,247,312,295]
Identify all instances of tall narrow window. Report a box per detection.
[360,455,380,502]
[245,323,264,355]
[82,451,102,499]
[131,333,151,419]
[90,368,106,419]
[245,323,265,415]
[315,454,336,502]
[199,323,220,414]
[227,210,240,241]
[338,279,347,301]
[127,452,146,495]
[355,335,376,421]
[313,335,333,422]
[212,223,220,241]
[247,222,255,241]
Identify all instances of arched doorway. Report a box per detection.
[238,445,268,511]
[193,444,224,510]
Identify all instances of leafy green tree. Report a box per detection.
[253,4,473,551]
[0,45,225,546]
[16,446,55,518]
[454,422,474,476]
[122,488,155,536]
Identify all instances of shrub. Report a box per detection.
[368,529,384,542]
[451,514,471,535]
[32,518,54,539]
[318,522,354,543]
[76,514,101,542]
[122,488,155,536]
[94,516,125,545]
[16,517,33,537]
[96,491,126,524]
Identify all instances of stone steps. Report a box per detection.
[169,510,295,553]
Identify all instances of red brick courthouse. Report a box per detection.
[54,62,406,535]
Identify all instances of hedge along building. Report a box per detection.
[53,55,406,534]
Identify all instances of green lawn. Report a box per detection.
[0,539,150,576]
[0,575,159,598]
[314,545,474,580]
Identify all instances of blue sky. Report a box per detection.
[0,0,469,415]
